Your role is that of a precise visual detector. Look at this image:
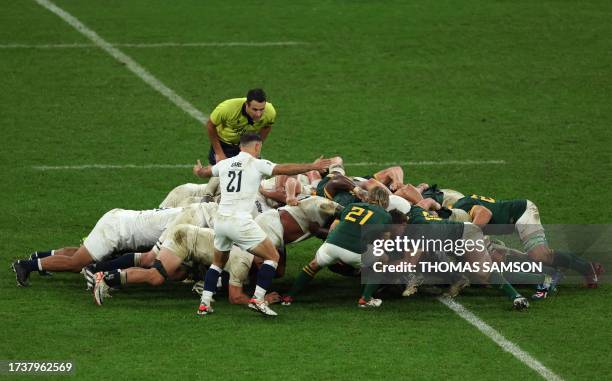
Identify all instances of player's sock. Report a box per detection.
[18,259,39,273]
[253,260,278,301]
[94,253,140,272]
[287,264,319,297]
[489,271,521,300]
[103,269,127,287]
[552,250,591,275]
[361,283,379,300]
[201,265,222,305]
[31,250,54,260]
[503,271,546,285]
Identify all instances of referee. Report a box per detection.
[206,88,276,164]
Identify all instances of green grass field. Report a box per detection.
[1,1,611,380]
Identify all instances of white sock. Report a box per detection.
[263,259,278,269]
[200,290,213,306]
[253,286,266,301]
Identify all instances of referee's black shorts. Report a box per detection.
[208,140,241,165]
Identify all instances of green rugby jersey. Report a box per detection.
[327,202,391,253]
[421,184,444,205]
[452,195,527,225]
[406,206,464,241]
[316,175,360,207]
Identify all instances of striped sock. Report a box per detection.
[287,264,319,298]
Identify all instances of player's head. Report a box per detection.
[367,186,390,209]
[240,133,263,155]
[245,88,267,121]
[389,209,407,224]
[388,209,408,236]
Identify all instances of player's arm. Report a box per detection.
[271,157,333,176]
[259,125,272,141]
[206,119,227,162]
[373,166,404,191]
[284,176,300,206]
[394,183,424,203]
[193,159,214,178]
[259,187,287,204]
[469,205,493,228]
[416,198,441,211]
[325,175,357,196]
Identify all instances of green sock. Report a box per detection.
[489,272,520,300]
[503,271,545,285]
[362,283,379,300]
[552,251,591,275]
[287,265,317,297]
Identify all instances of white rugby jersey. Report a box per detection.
[280,196,339,242]
[120,207,183,251]
[212,151,276,217]
[388,195,411,214]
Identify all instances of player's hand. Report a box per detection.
[285,196,299,206]
[193,160,211,178]
[390,181,403,192]
[312,156,333,171]
[416,183,429,192]
[193,159,204,177]
[354,187,369,201]
[265,292,281,304]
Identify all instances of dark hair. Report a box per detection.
[246,88,267,104]
[240,133,263,146]
[389,209,407,224]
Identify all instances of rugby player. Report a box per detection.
[403,200,531,310]
[93,226,280,306]
[452,194,604,288]
[12,207,184,287]
[281,187,396,308]
[82,202,219,288]
[193,133,333,316]
[255,195,341,249]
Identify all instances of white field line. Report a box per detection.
[438,297,564,381]
[0,41,307,49]
[32,160,506,171]
[31,1,506,173]
[34,0,207,124]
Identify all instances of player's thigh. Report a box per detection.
[255,210,283,248]
[515,200,545,241]
[233,218,269,252]
[83,209,121,262]
[249,238,279,262]
[157,249,183,276]
[315,243,361,268]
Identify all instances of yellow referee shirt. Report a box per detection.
[209,98,276,145]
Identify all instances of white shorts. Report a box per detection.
[315,242,362,268]
[441,188,465,208]
[255,209,284,248]
[515,200,545,242]
[83,209,122,262]
[214,214,267,252]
